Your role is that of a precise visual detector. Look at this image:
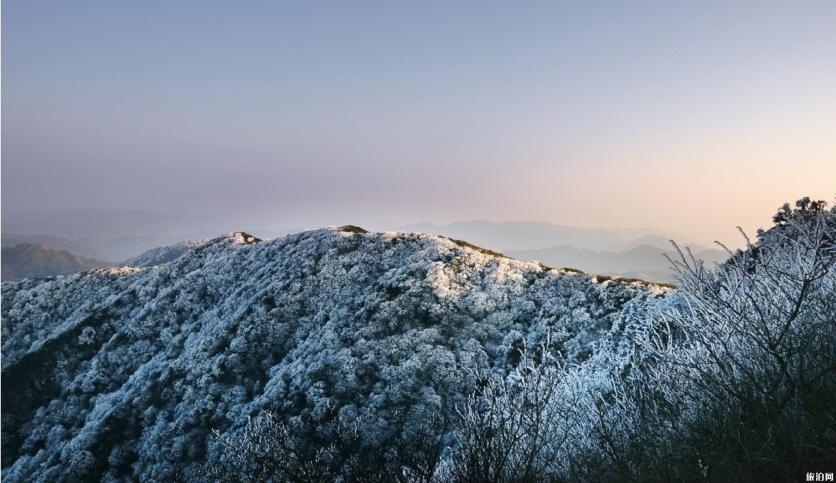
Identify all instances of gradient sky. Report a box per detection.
[3,1,835,243]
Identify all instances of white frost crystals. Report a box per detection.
[1,226,670,481]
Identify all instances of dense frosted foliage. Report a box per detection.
[122,238,213,267]
[1,227,669,481]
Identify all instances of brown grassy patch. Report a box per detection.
[338,225,369,235]
[443,237,508,258]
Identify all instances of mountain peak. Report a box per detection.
[1,222,679,480]
[229,231,262,245]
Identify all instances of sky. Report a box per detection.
[3,1,835,244]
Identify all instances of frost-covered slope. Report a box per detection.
[121,238,214,267]
[1,227,670,482]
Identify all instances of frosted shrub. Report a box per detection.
[444,339,582,483]
[205,412,336,483]
[618,198,836,481]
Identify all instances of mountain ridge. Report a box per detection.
[1,243,111,281]
[1,226,670,481]
[393,220,704,252]
[507,242,727,283]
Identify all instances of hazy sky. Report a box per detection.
[3,1,835,243]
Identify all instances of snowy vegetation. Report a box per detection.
[2,200,833,482]
[121,239,213,268]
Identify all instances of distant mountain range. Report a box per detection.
[394,221,704,252]
[1,234,106,260]
[390,221,718,282]
[2,209,294,261]
[1,214,722,283]
[507,243,727,283]
[1,243,110,281]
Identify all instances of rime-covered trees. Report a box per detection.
[579,198,836,481]
[643,198,835,481]
[1,227,661,481]
[445,341,577,483]
[5,200,829,482]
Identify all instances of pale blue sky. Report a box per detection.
[3,1,835,241]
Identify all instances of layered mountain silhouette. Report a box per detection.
[395,221,697,252]
[1,243,110,281]
[507,243,728,283]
